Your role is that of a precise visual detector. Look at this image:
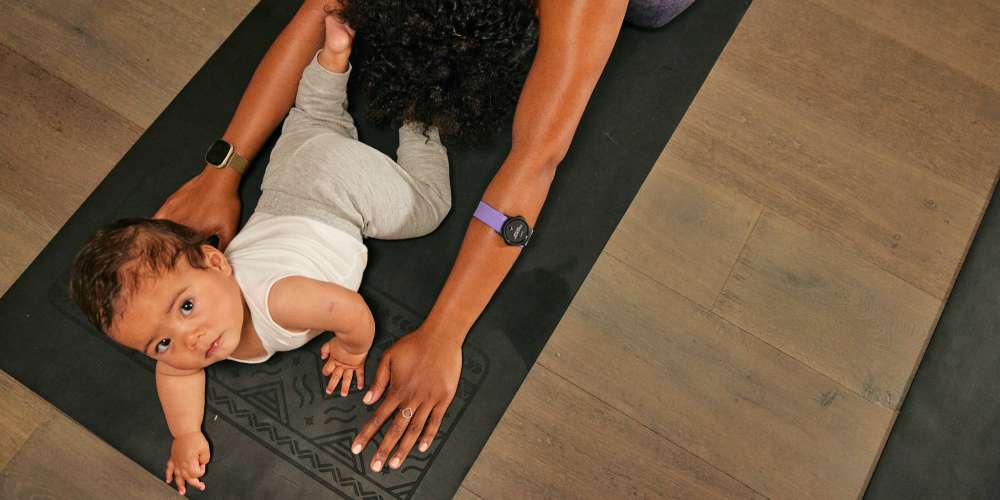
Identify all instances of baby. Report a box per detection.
[69,15,450,495]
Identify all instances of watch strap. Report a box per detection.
[226,150,249,175]
[474,201,507,234]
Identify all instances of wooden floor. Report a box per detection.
[2,0,998,498]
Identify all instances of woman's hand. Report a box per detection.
[351,327,462,472]
[165,431,211,495]
[155,166,241,250]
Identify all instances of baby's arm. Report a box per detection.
[155,363,209,495]
[269,276,375,396]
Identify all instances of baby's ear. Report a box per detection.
[201,244,232,274]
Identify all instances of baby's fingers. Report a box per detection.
[165,460,174,484]
[186,475,206,492]
[174,472,187,495]
[339,369,353,397]
[187,461,203,479]
[325,366,344,395]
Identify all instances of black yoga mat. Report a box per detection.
[0,1,750,498]
[864,178,1000,498]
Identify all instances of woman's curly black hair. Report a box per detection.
[340,0,539,146]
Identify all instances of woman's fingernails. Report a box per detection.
[419,441,429,452]
[372,460,383,472]
[389,457,401,469]
[363,392,372,404]
[352,443,362,454]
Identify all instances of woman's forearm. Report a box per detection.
[420,0,628,345]
[220,0,329,163]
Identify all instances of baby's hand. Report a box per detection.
[165,431,210,495]
[320,336,368,397]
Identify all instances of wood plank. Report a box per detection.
[0,371,52,471]
[721,0,1000,201]
[0,0,255,128]
[814,0,1000,92]
[453,486,485,500]
[604,153,763,309]
[538,254,894,499]
[0,411,178,499]
[463,365,764,499]
[0,45,141,295]
[664,0,999,300]
[714,210,942,409]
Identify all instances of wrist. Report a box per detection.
[317,48,350,74]
[339,335,372,356]
[199,163,242,189]
[172,429,203,440]
[415,319,466,350]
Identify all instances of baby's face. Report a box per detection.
[109,246,245,371]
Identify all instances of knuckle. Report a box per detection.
[392,419,408,433]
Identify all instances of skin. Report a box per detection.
[155,0,628,473]
[115,184,374,493]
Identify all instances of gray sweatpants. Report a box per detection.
[256,54,451,242]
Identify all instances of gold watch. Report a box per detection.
[205,139,248,175]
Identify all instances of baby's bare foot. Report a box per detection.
[318,14,354,72]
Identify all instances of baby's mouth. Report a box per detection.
[206,336,222,358]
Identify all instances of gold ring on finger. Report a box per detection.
[401,407,414,419]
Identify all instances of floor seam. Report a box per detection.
[533,362,771,500]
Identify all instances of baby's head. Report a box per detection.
[70,218,246,370]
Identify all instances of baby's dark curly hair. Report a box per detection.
[70,219,209,333]
[340,0,539,146]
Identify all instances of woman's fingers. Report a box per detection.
[389,405,432,469]
[363,354,391,405]
[339,369,353,397]
[216,224,236,252]
[351,396,399,457]
[371,404,418,472]
[418,404,448,453]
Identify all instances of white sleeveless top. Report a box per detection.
[224,212,367,363]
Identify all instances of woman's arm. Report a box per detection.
[154,0,332,249]
[423,0,629,339]
[353,0,629,472]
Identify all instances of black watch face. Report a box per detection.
[502,217,531,246]
[205,140,232,166]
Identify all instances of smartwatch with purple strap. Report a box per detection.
[474,201,533,247]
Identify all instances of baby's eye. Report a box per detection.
[155,338,171,354]
[180,299,194,317]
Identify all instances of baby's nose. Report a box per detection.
[185,329,206,350]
